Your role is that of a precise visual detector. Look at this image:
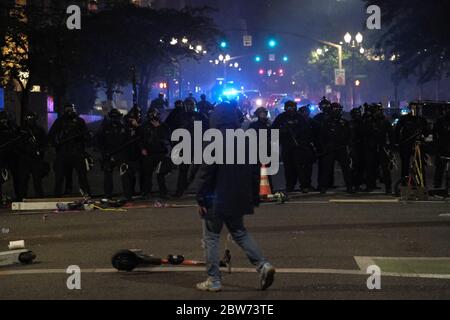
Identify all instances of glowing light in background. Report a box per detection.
[0,88,4,110]
[47,96,54,113]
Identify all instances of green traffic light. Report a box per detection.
[268,39,277,48]
[255,56,262,62]
[220,41,227,48]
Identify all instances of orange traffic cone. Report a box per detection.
[259,165,273,200]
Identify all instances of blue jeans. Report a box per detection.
[202,215,267,284]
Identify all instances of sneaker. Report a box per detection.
[259,263,276,291]
[196,278,222,292]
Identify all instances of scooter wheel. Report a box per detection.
[112,250,139,272]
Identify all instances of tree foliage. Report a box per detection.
[364,0,450,83]
[0,1,221,113]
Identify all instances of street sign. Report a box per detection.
[335,69,346,86]
[243,35,252,47]
[269,54,276,62]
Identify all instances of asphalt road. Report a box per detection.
[1,193,450,300]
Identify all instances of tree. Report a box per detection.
[1,1,221,116]
[68,4,221,109]
[295,46,368,99]
[364,0,450,83]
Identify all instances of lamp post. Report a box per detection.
[344,32,363,108]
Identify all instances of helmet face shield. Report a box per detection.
[254,107,269,120]
[284,101,298,113]
[319,97,331,113]
[299,106,311,118]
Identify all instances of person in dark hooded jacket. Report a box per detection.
[196,102,275,292]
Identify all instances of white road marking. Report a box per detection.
[330,199,400,204]
[1,266,450,280]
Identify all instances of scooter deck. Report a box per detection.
[0,249,36,267]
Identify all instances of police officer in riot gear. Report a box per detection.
[150,93,169,113]
[394,104,429,184]
[172,99,209,198]
[349,107,365,191]
[197,94,215,119]
[297,106,315,193]
[313,97,334,190]
[122,106,144,200]
[96,109,128,199]
[363,104,393,194]
[249,107,273,190]
[165,100,186,132]
[18,112,48,200]
[48,104,91,197]
[299,105,311,121]
[318,103,353,194]
[250,107,271,131]
[272,100,303,192]
[433,106,450,189]
[0,111,21,201]
[141,108,171,199]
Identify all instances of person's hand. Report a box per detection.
[198,206,207,218]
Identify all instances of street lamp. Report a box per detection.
[355,32,363,44]
[316,48,323,56]
[343,32,364,108]
[344,32,352,44]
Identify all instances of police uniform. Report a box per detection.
[394,112,429,181]
[96,110,128,199]
[18,113,48,200]
[48,106,91,197]
[0,112,21,201]
[363,106,393,193]
[272,103,303,192]
[141,109,171,198]
[317,105,353,193]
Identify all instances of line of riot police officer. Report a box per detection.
[1,96,449,203]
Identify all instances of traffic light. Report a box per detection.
[282,55,288,62]
[258,69,265,75]
[255,55,262,62]
[220,41,228,49]
[268,39,277,48]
